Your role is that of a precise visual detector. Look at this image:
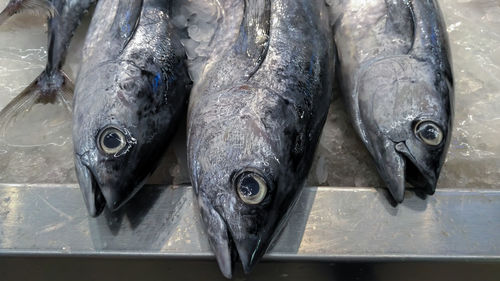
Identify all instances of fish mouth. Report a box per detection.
[75,152,147,214]
[395,142,437,195]
[74,156,106,217]
[374,141,437,203]
[200,200,266,278]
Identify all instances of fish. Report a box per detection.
[329,0,454,202]
[73,0,191,216]
[0,0,95,134]
[187,0,334,277]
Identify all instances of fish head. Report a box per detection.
[73,61,179,216]
[356,57,453,202]
[188,85,305,277]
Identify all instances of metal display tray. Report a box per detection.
[0,184,499,280]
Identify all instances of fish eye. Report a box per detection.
[235,171,268,205]
[414,121,443,146]
[98,126,127,155]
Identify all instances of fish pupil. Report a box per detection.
[104,132,122,149]
[240,176,260,197]
[420,124,438,140]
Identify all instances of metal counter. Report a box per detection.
[0,184,499,272]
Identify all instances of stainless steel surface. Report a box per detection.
[0,184,498,260]
[2,0,500,191]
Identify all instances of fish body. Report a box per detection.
[73,0,191,216]
[330,0,454,202]
[187,0,334,277]
[0,0,95,132]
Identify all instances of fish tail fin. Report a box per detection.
[0,70,73,136]
[57,71,75,111]
[0,0,56,26]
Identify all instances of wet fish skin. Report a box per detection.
[0,0,95,133]
[73,0,191,216]
[187,0,334,277]
[330,0,453,202]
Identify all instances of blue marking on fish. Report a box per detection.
[121,10,132,35]
[152,73,162,93]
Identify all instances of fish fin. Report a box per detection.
[0,70,74,136]
[232,0,271,79]
[57,71,75,111]
[0,0,56,26]
[0,79,42,136]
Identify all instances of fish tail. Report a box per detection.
[0,0,56,26]
[57,71,75,110]
[0,70,73,136]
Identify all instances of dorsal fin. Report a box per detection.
[232,0,271,79]
[408,0,453,95]
[384,0,414,51]
[408,0,451,70]
[80,0,143,69]
[193,0,271,94]
[110,0,143,52]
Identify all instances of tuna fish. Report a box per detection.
[0,0,95,134]
[73,0,191,216]
[187,0,334,277]
[329,0,454,202]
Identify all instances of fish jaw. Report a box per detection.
[198,197,235,279]
[74,154,105,217]
[395,141,439,195]
[234,234,265,274]
[367,136,441,202]
[198,196,269,278]
[74,151,142,215]
[367,137,406,203]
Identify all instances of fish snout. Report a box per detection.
[367,138,406,203]
[199,196,271,277]
[395,142,438,195]
[198,198,235,279]
[75,150,145,213]
[74,153,106,217]
[368,136,441,203]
